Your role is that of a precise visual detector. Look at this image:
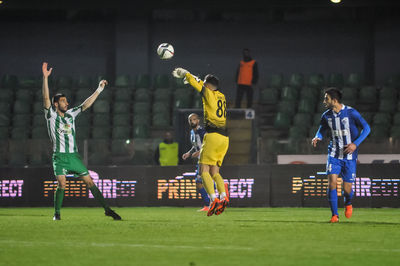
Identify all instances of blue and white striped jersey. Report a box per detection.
[315,105,370,160]
[190,126,206,159]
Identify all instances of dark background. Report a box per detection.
[1,0,400,99]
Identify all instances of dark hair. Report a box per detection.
[52,93,66,105]
[324,87,342,103]
[204,74,219,88]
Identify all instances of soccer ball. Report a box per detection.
[157,43,174,60]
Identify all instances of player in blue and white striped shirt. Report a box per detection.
[312,88,370,223]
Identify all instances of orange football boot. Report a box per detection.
[345,205,353,219]
[330,215,339,223]
[207,198,221,217]
[215,196,229,215]
[224,183,230,199]
[198,206,210,212]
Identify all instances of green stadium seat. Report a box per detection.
[192,95,202,108]
[93,100,110,113]
[20,76,40,88]
[0,114,10,126]
[288,73,304,88]
[280,86,298,101]
[274,112,291,129]
[135,74,150,88]
[173,90,192,109]
[96,89,112,102]
[289,126,307,140]
[307,74,325,89]
[1,75,18,88]
[133,114,150,126]
[32,114,45,126]
[390,126,400,139]
[75,89,93,102]
[260,88,279,104]
[152,113,170,127]
[154,88,171,102]
[313,113,322,125]
[300,87,317,100]
[33,102,44,114]
[133,124,149,138]
[0,89,13,102]
[134,88,151,103]
[31,126,48,139]
[93,114,110,126]
[113,102,131,114]
[11,127,29,139]
[57,76,73,88]
[373,113,391,125]
[75,127,90,140]
[133,102,151,114]
[88,140,111,165]
[380,86,397,100]
[361,112,374,125]
[112,126,130,139]
[115,75,131,88]
[91,127,111,139]
[115,88,133,101]
[328,73,344,87]
[293,113,312,127]
[317,102,327,113]
[393,113,400,125]
[369,126,389,139]
[76,76,93,88]
[13,114,31,126]
[309,125,319,138]
[268,74,284,88]
[385,74,400,88]
[15,89,31,102]
[172,77,187,89]
[278,101,296,116]
[297,98,316,113]
[346,73,363,88]
[0,127,9,139]
[0,102,10,113]
[153,74,170,88]
[379,99,396,113]
[75,113,90,127]
[152,102,170,114]
[359,86,377,104]
[113,114,130,126]
[341,87,357,101]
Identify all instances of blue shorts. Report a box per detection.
[326,156,356,183]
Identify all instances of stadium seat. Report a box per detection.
[91,127,111,139]
[31,126,48,139]
[390,126,400,139]
[115,75,131,88]
[112,126,130,139]
[192,95,202,108]
[359,86,377,104]
[369,126,389,139]
[380,86,397,100]
[0,114,10,127]
[297,98,316,113]
[361,112,374,125]
[93,114,110,127]
[307,74,324,89]
[260,88,279,104]
[75,89,93,103]
[8,141,27,166]
[20,76,40,88]
[76,76,93,88]
[1,75,18,88]
[328,73,344,87]
[289,126,307,140]
[93,100,110,113]
[13,114,31,127]
[133,114,151,126]
[385,74,400,88]
[154,88,171,102]
[293,113,312,127]
[133,102,151,114]
[313,113,322,125]
[393,113,400,125]
[133,124,149,138]
[172,77,187,89]
[96,89,112,102]
[379,99,396,113]
[300,87,317,100]
[346,73,363,88]
[173,90,192,109]
[317,102,327,113]
[15,89,31,102]
[135,74,150,88]
[32,114,45,126]
[280,86,298,101]
[341,87,357,101]
[75,126,90,140]
[373,113,391,125]
[11,127,29,139]
[33,102,43,114]
[278,101,296,116]
[57,76,73,89]
[309,125,319,138]
[0,127,9,139]
[115,88,133,101]
[113,114,130,126]
[152,102,170,114]
[88,140,111,165]
[152,113,170,127]
[0,89,14,102]
[134,89,151,103]
[288,73,304,88]
[274,112,291,129]
[0,102,10,113]
[113,102,131,114]
[75,113,90,127]
[153,74,170,88]
[268,74,284,88]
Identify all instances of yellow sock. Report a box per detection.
[201,172,215,196]
[212,173,226,194]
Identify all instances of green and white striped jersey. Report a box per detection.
[44,105,82,153]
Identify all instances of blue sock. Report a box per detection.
[199,187,210,206]
[328,189,338,216]
[344,189,354,206]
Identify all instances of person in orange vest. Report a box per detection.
[235,48,259,108]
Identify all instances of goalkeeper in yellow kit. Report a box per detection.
[173,68,229,216]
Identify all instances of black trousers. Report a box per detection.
[235,84,253,108]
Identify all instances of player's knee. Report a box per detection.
[84,176,95,187]
[58,180,66,189]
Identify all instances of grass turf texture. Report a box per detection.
[0,207,399,266]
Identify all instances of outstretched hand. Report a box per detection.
[96,80,108,93]
[311,137,321,147]
[42,62,53,78]
[172,68,188,79]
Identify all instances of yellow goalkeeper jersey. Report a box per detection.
[185,73,227,134]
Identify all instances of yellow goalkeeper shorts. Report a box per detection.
[199,132,229,167]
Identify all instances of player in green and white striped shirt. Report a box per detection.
[42,62,121,221]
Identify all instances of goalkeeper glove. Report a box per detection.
[172,68,188,79]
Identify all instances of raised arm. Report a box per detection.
[81,80,108,111]
[42,62,53,109]
[172,67,203,93]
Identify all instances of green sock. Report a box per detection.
[54,187,65,215]
[89,185,110,210]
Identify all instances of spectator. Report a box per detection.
[235,48,259,108]
[154,131,179,166]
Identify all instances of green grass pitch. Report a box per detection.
[0,207,399,266]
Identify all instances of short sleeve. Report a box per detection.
[44,106,57,120]
[66,105,83,119]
